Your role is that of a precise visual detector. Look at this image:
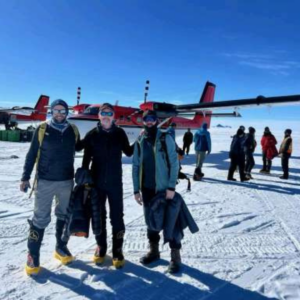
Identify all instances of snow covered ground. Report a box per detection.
[0,126,299,300]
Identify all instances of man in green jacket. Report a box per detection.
[132,110,181,273]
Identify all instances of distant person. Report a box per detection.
[193,122,211,181]
[182,128,193,155]
[239,125,246,134]
[279,129,293,179]
[244,127,257,180]
[20,99,81,276]
[228,128,248,182]
[167,122,177,140]
[260,127,278,174]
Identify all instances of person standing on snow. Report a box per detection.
[260,127,278,174]
[20,99,81,276]
[279,129,293,179]
[228,128,249,182]
[193,122,211,181]
[132,110,181,273]
[182,128,193,155]
[244,127,257,180]
[82,103,133,269]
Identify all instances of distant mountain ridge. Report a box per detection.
[214,124,232,128]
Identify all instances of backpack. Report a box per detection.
[158,132,191,191]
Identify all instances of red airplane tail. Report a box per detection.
[32,95,49,121]
[193,81,216,127]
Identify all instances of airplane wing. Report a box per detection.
[0,107,34,115]
[175,94,300,113]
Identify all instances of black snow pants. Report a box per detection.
[245,152,255,174]
[228,154,246,181]
[95,185,125,257]
[262,151,272,172]
[281,153,290,179]
[183,142,192,155]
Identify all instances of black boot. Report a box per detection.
[168,249,181,274]
[140,242,160,265]
[54,219,73,264]
[25,220,45,275]
[112,231,125,268]
[193,167,202,181]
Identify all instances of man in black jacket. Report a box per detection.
[20,99,81,276]
[82,103,133,268]
[228,128,248,182]
[244,127,257,180]
[182,128,193,155]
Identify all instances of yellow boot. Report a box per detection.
[112,258,125,269]
[93,246,106,265]
[54,245,74,265]
[25,254,41,276]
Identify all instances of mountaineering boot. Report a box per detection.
[25,220,45,276]
[245,173,253,180]
[279,175,288,180]
[167,249,181,274]
[193,167,203,181]
[241,174,250,182]
[112,232,125,268]
[227,177,237,181]
[54,219,74,265]
[93,245,107,265]
[140,242,160,265]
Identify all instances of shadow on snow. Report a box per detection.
[31,258,276,300]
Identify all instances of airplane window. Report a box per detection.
[119,115,124,120]
[137,117,142,123]
[84,107,99,115]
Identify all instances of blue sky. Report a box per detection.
[0,0,300,124]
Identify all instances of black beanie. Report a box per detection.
[285,129,292,135]
[249,127,256,134]
[50,99,69,115]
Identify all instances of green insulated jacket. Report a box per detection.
[132,130,179,193]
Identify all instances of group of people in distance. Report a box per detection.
[19,98,294,277]
[228,125,293,182]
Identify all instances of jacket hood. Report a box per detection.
[202,123,208,130]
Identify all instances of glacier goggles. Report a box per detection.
[143,115,157,122]
[99,111,114,117]
[52,108,67,115]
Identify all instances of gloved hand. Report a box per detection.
[20,181,31,193]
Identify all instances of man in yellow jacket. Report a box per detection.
[279,129,293,179]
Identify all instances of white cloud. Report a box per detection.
[222,52,300,76]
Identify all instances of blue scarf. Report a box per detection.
[50,119,70,133]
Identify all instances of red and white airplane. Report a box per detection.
[0,95,49,129]
[68,81,300,142]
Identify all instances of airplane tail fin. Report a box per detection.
[32,95,49,121]
[193,81,216,127]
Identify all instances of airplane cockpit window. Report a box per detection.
[137,117,142,123]
[84,107,99,115]
[126,116,131,121]
[119,115,124,121]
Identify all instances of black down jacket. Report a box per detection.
[62,168,100,242]
[148,192,199,245]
